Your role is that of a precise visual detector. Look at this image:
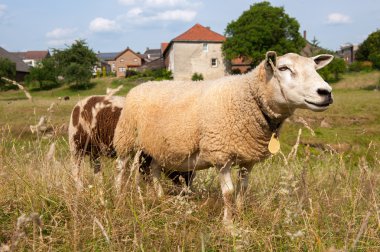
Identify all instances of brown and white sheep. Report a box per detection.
[68,95,193,189]
[114,51,334,226]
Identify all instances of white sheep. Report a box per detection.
[113,51,334,226]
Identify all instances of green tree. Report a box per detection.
[356,29,380,69]
[0,57,16,91]
[26,57,58,89]
[222,1,306,66]
[54,40,98,87]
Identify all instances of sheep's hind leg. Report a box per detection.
[236,164,252,213]
[218,160,234,227]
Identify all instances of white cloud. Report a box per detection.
[145,0,189,7]
[327,12,352,24]
[46,28,78,39]
[47,39,75,47]
[118,0,136,5]
[0,4,7,17]
[126,7,143,18]
[154,9,196,22]
[89,17,120,33]
[46,27,78,47]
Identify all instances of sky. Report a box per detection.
[0,0,379,54]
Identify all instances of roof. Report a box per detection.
[97,52,119,61]
[231,56,252,66]
[144,48,161,55]
[0,47,30,73]
[15,51,50,60]
[114,47,143,60]
[161,43,169,53]
[137,57,165,71]
[172,23,226,42]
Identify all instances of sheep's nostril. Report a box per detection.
[317,88,331,97]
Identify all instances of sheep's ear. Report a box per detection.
[265,51,277,70]
[313,54,334,70]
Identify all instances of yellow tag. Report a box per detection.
[268,133,280,154]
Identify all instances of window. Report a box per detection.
[120,58,124,62]
[118,67,126,72]
[134,58,138,62]
[211,58,218,67]
[203,43,208,52]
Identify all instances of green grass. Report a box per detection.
[0,73,379,251]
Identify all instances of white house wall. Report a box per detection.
[170,42,227,80]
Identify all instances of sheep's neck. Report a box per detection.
[245,64,291,135]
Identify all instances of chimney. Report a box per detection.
[206,26,211,30]
[303,30,307,40]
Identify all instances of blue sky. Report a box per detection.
[0,0,379,53]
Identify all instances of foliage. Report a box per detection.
[222,2,306,66]
[356,29,380,69]
[53,40,98,87]
[191,72,204,81]
[125,68,173,81]
[318,57,347,83]
[0,57,17,91]
[125,69,138,78]
[348,61,373,72]
[26,57,59,90]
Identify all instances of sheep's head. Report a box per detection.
[265,51,334,112]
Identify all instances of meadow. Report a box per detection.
[0,71,379,251]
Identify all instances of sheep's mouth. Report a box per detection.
[304,99,331,108]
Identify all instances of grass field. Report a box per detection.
[0,72,379,251]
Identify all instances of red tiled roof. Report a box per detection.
[161,42,169,53]
[172,23,226,42]
[22,51,49,60]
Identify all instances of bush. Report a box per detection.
[348,61,373,72]
[318,57,347,83]
[191,73,204,81]
[125,69,138,78]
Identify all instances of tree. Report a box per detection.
[0,57,16,91]
[54,40,98,87]
[356,29,380,69]
[26,57,58,89]
[222,2,306,66]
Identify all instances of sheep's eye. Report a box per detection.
[278,66,289,71]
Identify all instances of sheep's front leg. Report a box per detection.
[218,160,234,227]
[236,165,252,213]
[71,152,83,190]
[151,160,164,198]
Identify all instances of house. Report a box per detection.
[114,48,144,77]
[0,47,30,82]
[96,52,119,73]
[339,43,359,64]
[162,23,228,80]
[230,57,252,74]
[143,48,162,61]
[13,50,50,67]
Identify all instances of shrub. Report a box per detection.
[318,57,347,83]
[348,61,373,72]
[125,70,138,78]
[191,73,204,81]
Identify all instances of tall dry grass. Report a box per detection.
[0,125,379,251]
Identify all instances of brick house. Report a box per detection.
[162,23,228,80]
[114,48,144,77]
